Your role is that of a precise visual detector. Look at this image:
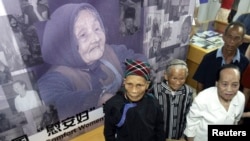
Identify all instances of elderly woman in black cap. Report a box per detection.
[104,59,165,141]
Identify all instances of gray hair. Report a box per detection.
[165,59,188,76]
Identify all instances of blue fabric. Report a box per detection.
[200,0,208,4]
[236,14,250,35]
[116,103,137,127]
[236,13,250,54]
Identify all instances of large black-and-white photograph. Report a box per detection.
[0,16,44,72]
[119,0,142,36]
[143,0,194,84]
[0,0,196,140]
[0,52,12,85]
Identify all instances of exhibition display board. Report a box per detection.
[0,0,195,140]
[70,126,104,141]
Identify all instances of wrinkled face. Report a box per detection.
[74,10,106,65]
[13,82,26,97]
[223,25,244,53]
[216,68,240,102]
[123,75,149,102]
[164,67,187,91]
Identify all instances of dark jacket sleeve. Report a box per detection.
[103,102,117,141]
[155,100,165,141]
[103,94,124,141]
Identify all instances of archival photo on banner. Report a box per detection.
[0,0,194,140]
[143,0,194,84]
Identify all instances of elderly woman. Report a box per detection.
[38,3,147,120]
[152,59,193,141]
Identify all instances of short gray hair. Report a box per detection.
[165,59,188,76]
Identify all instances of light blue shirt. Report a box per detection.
[216,47,241,66]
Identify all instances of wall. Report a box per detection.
[198,0,250,22]
[234,0,250,20]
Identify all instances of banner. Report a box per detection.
[0,0,194,140]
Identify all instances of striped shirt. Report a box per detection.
[153,81,193,139]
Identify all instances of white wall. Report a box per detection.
[233,0,250,21]
[197,0,250,22]
[0,0,7,16]
[197,0,220,22]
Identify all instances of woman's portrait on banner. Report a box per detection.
[37,2,147,120]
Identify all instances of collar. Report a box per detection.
[210,87,240,111]
[216,47,240,65]
[160,81,185,96]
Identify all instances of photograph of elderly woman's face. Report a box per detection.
[74,10,106,65]
[0,0,198,140]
